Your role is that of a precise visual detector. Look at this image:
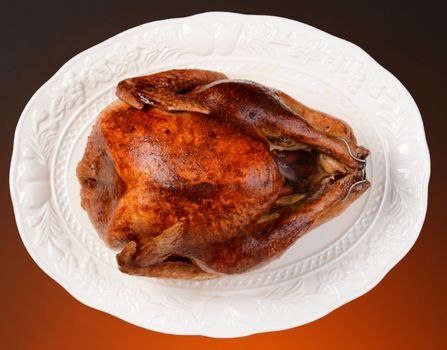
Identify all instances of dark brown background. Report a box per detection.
[2,1,446,349]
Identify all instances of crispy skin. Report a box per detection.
[76,118,126,242]
[78,99,283,278]
[77,69,370,279]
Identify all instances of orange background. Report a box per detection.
[2,1,446,349]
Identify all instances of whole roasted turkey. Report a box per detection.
[77,69,370,279]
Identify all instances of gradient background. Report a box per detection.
[2,1,446,349]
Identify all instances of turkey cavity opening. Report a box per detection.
[256,148,348,226]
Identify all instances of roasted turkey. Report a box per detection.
[77,69,370,279]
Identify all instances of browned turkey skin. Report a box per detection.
[77,69,370,279]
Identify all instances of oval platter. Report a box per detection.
[10,12,430,337]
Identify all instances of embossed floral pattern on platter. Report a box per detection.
[10,12,429,337]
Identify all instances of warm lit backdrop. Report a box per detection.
[2,1,445,349]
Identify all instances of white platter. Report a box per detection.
[10,12,430,337]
